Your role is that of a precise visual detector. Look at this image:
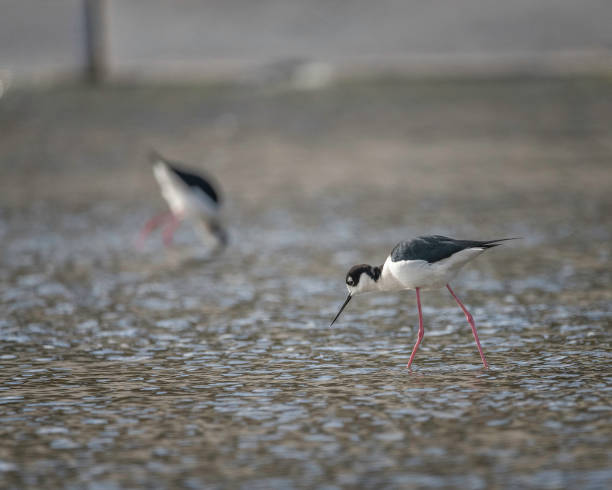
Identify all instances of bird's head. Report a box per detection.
[330,264,381,326]
[345,264,380,295]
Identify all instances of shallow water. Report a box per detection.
[1,79,611,488]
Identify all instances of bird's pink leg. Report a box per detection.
[446,284,489,368]
[407,287,424,369]
[162,213,182,247]
[136,211,174,249]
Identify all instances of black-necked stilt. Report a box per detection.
[137,151,227,250]
[330,235,518,369]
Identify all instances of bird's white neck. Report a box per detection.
[377,256,407,291]
[350,262,402,294]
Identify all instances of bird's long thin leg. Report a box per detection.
[162,213,182,247]
[446,284,489,368]
[136,211,174,248]
[407,287,424,369]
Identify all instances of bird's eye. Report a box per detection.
[346,277,353,285]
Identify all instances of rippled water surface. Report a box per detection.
[1,79,611,488]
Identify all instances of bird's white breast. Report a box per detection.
[382,248,485,290]
[153,163,218,219]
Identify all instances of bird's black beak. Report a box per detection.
[330,294,352,327]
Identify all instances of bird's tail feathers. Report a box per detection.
[148,149,167,166]
[480,237,522,248]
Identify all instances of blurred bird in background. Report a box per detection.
[137,151,227,251]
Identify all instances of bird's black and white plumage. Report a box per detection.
[150,151,221,216]
[331,235,519,368]
[138,151,227,249]
[345,235,515,293]
[390,235,508,264]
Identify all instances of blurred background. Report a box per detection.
[2,0,612,83]
[1,1,611,489]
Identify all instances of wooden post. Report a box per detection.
[83,0,107,83]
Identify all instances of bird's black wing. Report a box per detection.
[149,151,221,204]
[168,165,221,204]
[390,235,512,263]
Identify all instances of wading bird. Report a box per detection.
[138,151,227,250]
[330,235,518,369]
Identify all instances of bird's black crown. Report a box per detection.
[346,264,381,286]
